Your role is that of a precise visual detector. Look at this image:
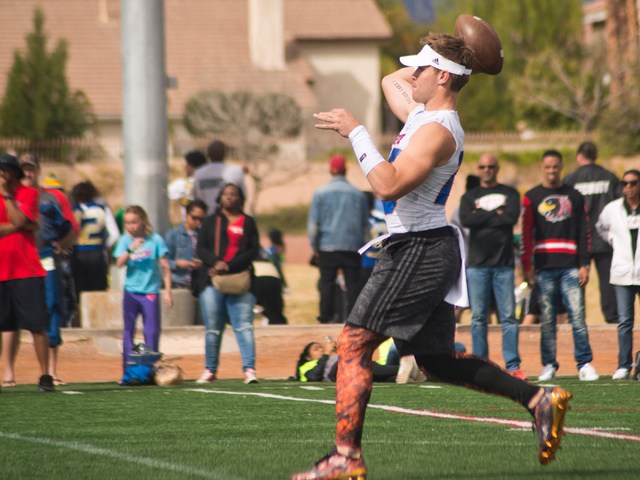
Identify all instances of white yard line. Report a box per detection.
[186,388,640,443]
[0,431,244,480]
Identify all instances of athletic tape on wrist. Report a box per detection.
[349,125,385,176]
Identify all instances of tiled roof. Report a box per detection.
[285,0,392,40]
[0,0,391,119]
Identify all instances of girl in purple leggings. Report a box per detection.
[114,205,173,371]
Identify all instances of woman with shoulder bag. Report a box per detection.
[192,183,260,384]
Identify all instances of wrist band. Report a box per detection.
[348,125,385,176]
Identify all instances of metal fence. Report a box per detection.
[0,137,107,163]
[1,130,593,164]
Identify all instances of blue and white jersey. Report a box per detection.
[74,202,108,251]
[383,107,464,234]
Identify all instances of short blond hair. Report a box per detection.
[421,33,474,92]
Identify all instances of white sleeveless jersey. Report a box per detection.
[383,107,464,234]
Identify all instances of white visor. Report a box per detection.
[399,44,472,76]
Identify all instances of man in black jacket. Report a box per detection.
[522,150,598,382]
[460,153,524,380]
[564,142,620,324]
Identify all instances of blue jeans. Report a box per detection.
[44,268,63,348]
[467,267,521,371]
[614,285,640,369]
[199,285,256,373]
[537,268,593,371]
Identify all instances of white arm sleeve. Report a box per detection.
[348,126,386,177]
[104,206,121,249]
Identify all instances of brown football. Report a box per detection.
[454,14,504,75]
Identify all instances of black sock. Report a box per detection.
[415,353,540,410]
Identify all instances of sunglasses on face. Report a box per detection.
[189,215,204,221]
[478,165,496,170]
[621,180,639,187]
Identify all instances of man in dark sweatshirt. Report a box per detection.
[564,141,620,324]
[522,150,598,382]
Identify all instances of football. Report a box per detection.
[454,14,504,75]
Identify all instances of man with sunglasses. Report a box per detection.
[165,200,207,289]
[564,142,621,324]
[459,153,524,379]
[596,170,640,380]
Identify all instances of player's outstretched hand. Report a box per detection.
[313,108,361,138]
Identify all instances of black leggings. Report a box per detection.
[415,353,540,409]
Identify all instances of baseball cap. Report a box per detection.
[43,173,64,190]
[20,153,39,168]
[329,155,346,174]
[0,153,25,179]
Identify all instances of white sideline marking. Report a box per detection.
[186,388,640,443]
[0,431,244,480]
[62,391,84,395]
[300,386,325,391]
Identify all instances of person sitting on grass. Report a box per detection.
[295,338,398,383]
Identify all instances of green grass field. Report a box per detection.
[1,379,639,479]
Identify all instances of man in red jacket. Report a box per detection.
[0,153,54,392]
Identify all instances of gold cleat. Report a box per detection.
[534,387,573,465]
[291,447,367,480]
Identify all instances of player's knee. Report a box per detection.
[415,354,451,377]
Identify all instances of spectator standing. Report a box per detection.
[521,150,599,381]
[16,154,76,385]
[192,183,260,384]
[253,228,288,325]
[266,228,286,262]
[41,173,80,327]
[114,205,173,372]
[71,181,120,300]
[308,155,369,323]
[193,141,246,214]
[0,153,54,392]
[596,169,640,380]
[254,245,288,325]
[168,150,207,220]
[564,142,621,324]
[165,199,207,289]
[459,153,524,379]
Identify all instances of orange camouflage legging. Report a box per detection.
[334,324,540,451]
[335,324,387,450]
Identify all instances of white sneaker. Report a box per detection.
[410,365,427,383]
[612,368,630,380]
[396,356,416,384]
[538,364,557,382]
[195,369,217,384]
[243,368,258,384]
[579,363,599,381]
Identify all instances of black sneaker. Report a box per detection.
[38,374,55,393]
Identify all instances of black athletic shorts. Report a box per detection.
[347,227,460,356]
[0,277,50,332]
